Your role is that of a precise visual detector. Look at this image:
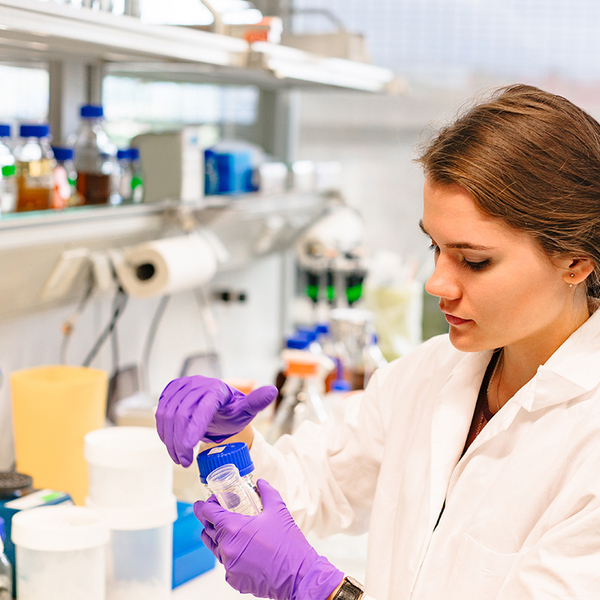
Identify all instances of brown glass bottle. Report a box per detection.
[76,172,111,205]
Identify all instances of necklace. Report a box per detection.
[486,348,504,413]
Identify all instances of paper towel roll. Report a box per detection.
[116,234,218,299]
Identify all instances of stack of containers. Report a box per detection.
[84,427,177,600]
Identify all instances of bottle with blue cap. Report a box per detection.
[51,147,83,208]
[0,125,14,170]
[14,124,55,212]
[196,442,263,516]
[68,105,117,205]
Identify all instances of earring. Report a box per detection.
[570,273,575,288]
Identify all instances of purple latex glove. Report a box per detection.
[156,376,277,467]
[195,479,344,600]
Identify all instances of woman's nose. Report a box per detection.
[425,258,461,300]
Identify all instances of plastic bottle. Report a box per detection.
[69,105,117,205]
[196,442,262,516]
[0,165,17,215]
[14,124,55,212]
[116,148,132,203]
[0,125,14,170]
[0,517,12,600]
[129,147,144,203]
[51,147,83,209]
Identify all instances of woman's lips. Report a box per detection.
[444,313,473,326]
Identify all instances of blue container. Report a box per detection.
[172,501,215,589]
[204,149,255,195]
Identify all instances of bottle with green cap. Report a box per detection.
[0,165,16,215]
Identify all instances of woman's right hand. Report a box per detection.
[155,375,277,467]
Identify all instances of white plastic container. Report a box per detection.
[11,505,108,600]
[87,497,177,600]
[84,426,173,508]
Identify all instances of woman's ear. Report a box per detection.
[563,257,595,286]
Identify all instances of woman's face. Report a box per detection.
[421,179,579,354]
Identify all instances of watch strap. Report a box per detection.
[332,576,365,600]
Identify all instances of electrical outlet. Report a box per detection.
[40,248,90,301]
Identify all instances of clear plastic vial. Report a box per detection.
[196,442,263,516]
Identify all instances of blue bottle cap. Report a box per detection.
[129,147,140,160]
[315,323,329,336]
[20,124,50,138]
[51,146,73,161]
[197,442,254,484]
[117,149,131,160]
[295,326,317,342]
[0,516,5,544]
[285,334,310,350]
[80,105,104,118]
[331,379,352,392]
[0,124,10,137]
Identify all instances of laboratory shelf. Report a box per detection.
[0,192,330,321]
[0,0,398,92]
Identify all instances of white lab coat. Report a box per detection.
[250,309,600,600]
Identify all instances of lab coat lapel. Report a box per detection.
[428,350,492,531]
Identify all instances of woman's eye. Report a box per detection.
[428,243,440,255]
[463,258,491,272]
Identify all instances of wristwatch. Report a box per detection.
[332,576,365,600]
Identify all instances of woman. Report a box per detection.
[156,84,600,600]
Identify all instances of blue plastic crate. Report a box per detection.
[172,501,216,589]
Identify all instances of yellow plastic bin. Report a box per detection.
[10,366,108,506]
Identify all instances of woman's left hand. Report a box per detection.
[195,479,344,600]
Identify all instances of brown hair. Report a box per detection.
[417,84,600,298]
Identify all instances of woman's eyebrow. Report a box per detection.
[418,220,495,250]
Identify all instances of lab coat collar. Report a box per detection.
[518,309,600,412]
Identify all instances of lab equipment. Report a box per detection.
[9,366,108,506]
[0,472,71,598]
[70,105,117,205]
[14,124,55,212]
[0,517,12,600]
[197,442,262,515]
[11,505,109,600]
[0,125,14,169]
[84,426,173,509]
[51,146,82,208]
[129,147,144,203]
[172,501,215,588]
[116,149,132,203]
[204,147,255,195]
[267,350,328,443]
[132,127,208,203]
[156,376,277,467]
[0,165,16,215]
[196,479,343,600]
[84,427,177,600]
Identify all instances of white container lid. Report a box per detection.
[86,494,178,530]
[85,426,170,468]
[11,505,109,551]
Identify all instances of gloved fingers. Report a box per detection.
[155,378,192,463]
[179,387,225,450]
[243,385,278,416]
[201,529,221,562]
[255,478,286,508]
[171,385,222,466]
